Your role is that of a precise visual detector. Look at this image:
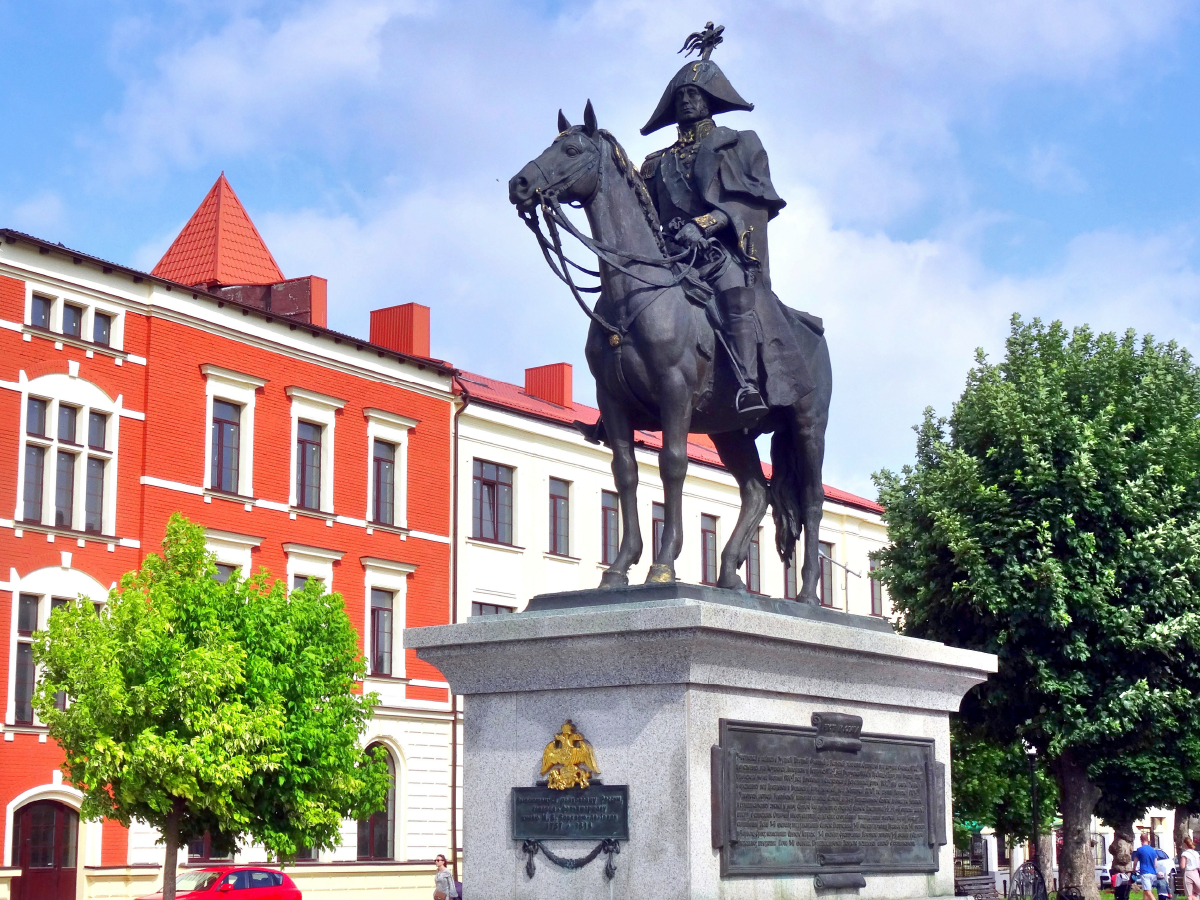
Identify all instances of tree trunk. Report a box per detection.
[1037,832,1056,889]
[163,800,181,900]
[1058,751,1102,900]
[1176,806,1191,860]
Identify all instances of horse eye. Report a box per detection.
[565,145,580,157]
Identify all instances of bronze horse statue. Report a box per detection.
[509,102,832,604]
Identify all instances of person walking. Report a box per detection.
[1182,836,1200,899]
[433,854,458,900]
[1133,833,1169,898]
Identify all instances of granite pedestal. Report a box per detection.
[405,589,997,900]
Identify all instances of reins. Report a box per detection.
[517,130,697,342]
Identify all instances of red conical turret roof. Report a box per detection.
[152,173,284,288]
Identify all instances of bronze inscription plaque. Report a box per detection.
[712,717,946,878]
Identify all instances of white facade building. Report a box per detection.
[452,362,893,621]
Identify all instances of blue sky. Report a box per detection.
[3,0,1200,496]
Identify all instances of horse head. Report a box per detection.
[509,101,604,212]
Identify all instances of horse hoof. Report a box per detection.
[645,564,674,584]
[599,569,628,588]
[717,574,746,592]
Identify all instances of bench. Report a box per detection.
[955,874,1001,900]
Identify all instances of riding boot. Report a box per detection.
[727,309,768,414]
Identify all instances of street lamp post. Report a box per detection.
[1026,743,1039,864]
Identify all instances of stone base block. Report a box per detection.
[406,593,996,900]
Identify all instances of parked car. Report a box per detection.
[137,866,301,899]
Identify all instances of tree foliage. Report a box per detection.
[32,514,389,898]
[950,722,1058,848]
[874,317,1200,897]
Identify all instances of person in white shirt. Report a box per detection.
[1181,835,1200,899]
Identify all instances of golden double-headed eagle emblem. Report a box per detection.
[540,720,601,790]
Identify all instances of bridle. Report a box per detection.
[517,129,696,343]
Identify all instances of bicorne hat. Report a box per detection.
[640,58,754,136]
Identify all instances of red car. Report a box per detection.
[137,866,301,899]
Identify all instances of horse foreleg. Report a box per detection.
[597,388,642,588]
[710,430,769,591]
[648,374,692,583]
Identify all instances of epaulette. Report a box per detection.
[640,149,666,179]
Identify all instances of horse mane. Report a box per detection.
[598,129,667,257]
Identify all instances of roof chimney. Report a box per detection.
[525,363,573,408]
[370,303,430,357]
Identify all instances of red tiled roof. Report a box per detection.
[152,174,285,288]
[457,370,884,515]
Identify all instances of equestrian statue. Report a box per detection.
[508,23,833,604]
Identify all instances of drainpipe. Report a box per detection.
[449,375,471,884]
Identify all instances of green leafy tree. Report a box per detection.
[32,514,389,900]
[874,317,1200,900]
[951,722,1058,850]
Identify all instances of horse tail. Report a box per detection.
[769,419,802,564]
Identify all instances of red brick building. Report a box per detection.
[0,176,459,899]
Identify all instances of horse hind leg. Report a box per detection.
[792,402,828,606]
[710,429,769,591]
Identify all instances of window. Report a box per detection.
[23,445,44,523]
[55,451,75,527]
[296,421,322,510]
[210,400,241,494]
[58,405,77,444]
[869,558,884,616]
[87,412,107,450]
[93,312,112,346]
[747,529,761,594]
[187,832,232,862]
[213,564,238,584]
[371,589,393,676]
[294,846,318,862]
[292,575,324,591]
[84,458,104,533]
[363,408,416,529]
[472,460,513,544]
[549,478,570,556]
[358,744,396,860]
[15,594,39,725]
[30,295,51,330]
[601,491,619,565]
[27,398,47,436]
[20,384,117,535]
[1092,832,1105,866]
[818,541,835,607]
[373,440,396,524]
[784,549,797,600]
[50,599,68,710]
[652,502,665,561]
[700,514,718,585]
[472,602,515,616]
[62,304,83,338]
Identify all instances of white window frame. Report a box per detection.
[25,284,124,351]
[361,557,417,681]
[285,387,345,514]
[201,365,267,497]
[7,564,109,727]
[363,408,419,529]
[13,372,122,536]
[282,543,345,591]
[203,528,264,577]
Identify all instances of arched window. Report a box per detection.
[357,743,395,860]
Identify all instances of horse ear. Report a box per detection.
[557,109,570,133]
[582,99,598,137]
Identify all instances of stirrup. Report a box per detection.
[735,386,768,414]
